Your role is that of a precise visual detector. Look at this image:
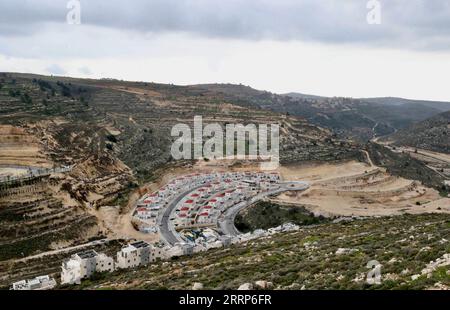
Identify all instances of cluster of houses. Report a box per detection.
[58,240,204,286]
[58,222,301,287]
[61,249,115,285]
[11,221,301,289]
[181,223,301,250]
[173,172,280,229]
[180,228,232,250]
[60,241,167,285]
[11,171,302,289]
[133,171,281,233]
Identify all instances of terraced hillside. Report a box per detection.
[194,84,445,141]
[364,142,446,192]
[382,111,450,154]
[0,123,108,262]
[67,213,450,290]
[0,73,363,177]
[362,97,450,112]
[0,175,101,261]
[0,73,448,290]
[273,160,448,218]
[0,72,363,262]
[0,125,50,168]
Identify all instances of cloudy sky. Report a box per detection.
[1,0,450,101]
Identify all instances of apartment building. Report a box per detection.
[116,241,151,269]
[61,250,114,285]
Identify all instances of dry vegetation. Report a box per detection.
[0,73,448,290]
[67,213,450,290]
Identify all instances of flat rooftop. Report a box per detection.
[131,240,150,248]
[76,249,98,259]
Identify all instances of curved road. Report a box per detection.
[218,181,309,236]
[158,185,205,245]
[159,181,309,245]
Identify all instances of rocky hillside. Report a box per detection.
[382,111,450,154]
[362,97,450,112]
[66,213,450,290]
[365,142,446,192]
[0,72,363,262]
[0,124,106,261]
[196,84,444,141]
[0,73,363,176]
[1,73,448,290]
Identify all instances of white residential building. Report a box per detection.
[61,259,82,285]
[116,241,151,269]
[96,253,115,272]
[11,275,56,290]
[197,212,213,224]
[150,244,165,262]
[269,172,280,181]
[164,245,183,258]
[164,243,194,258]
[61,250,114,285]
[61,250,97,285]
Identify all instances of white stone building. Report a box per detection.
[96,253,115,272]
[164,243,194,258]
[11,275,56,290]
[61,258,82,285]
[61,250,114,285]
[150,244,165,262]
[116,241,151,269]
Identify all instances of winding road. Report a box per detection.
[218,181,310,236]
[158,185,205,245]
[158,181,310,246]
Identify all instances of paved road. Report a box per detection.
[218,181,310,236]
[158,185,205,245]
[159,181,309,245]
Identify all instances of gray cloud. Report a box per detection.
[0,0,450,51]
